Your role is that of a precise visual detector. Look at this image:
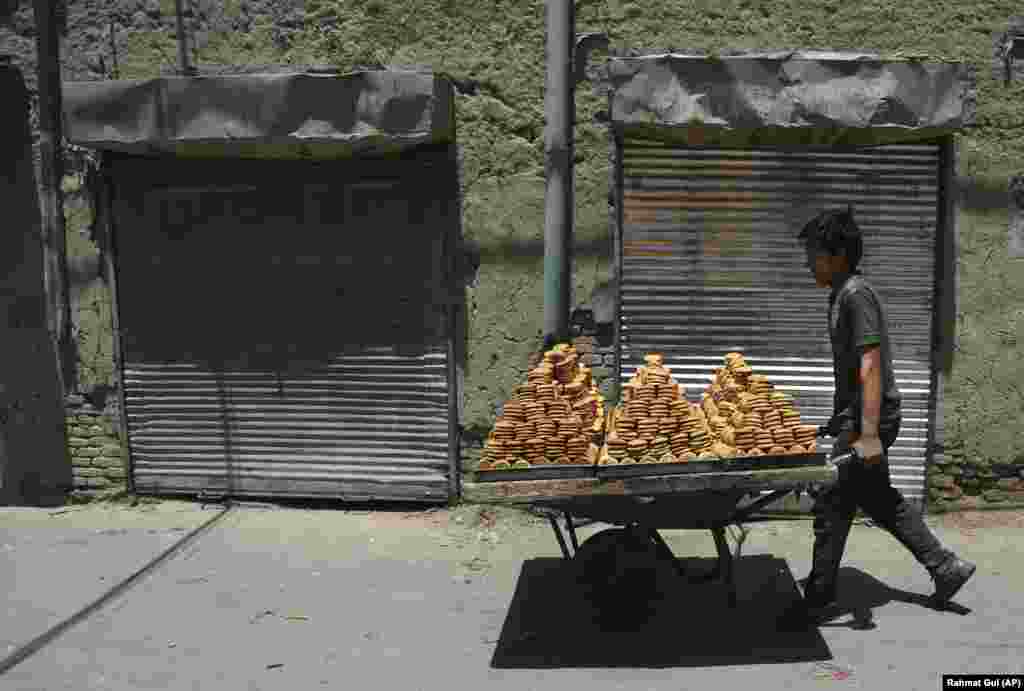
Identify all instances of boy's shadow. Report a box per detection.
[797,567,972,631]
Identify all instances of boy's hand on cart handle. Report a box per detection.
[851,434,883,465]
[819,416,843,438]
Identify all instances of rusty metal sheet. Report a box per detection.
[608,52,974,147]
[618,141,941,502]
[63,71,454,159]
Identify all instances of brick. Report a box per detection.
[77,447,101,458]
[929,474,955,490]
[68,437,90,447]
[100,444,123,456]
[982,489,1006,503]
[95,456,127,470]
[73,467,105,478]
[941,485,964,500]
[77,477,112,490]
[76,415,97,425]
[102,467,127,480]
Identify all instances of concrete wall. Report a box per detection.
[0,63,71,506]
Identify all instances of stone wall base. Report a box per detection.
[65,393,128,497]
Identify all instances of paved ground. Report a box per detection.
[2,499,1022,690]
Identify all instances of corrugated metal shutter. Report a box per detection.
[111,151,455,502]
[619,140,939,502]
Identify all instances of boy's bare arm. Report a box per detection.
[856,345,883,461]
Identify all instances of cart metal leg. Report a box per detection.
[711,526,737,608]
[647,529,688,578]
[564,512,580,554]
[547,515,573,560]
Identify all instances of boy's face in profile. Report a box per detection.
[804,241,848,289]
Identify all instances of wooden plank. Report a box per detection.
[463,465,837,505]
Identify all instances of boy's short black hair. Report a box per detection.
[797,205,863,271]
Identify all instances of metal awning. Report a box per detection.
[607,52,975,147]
[62,70,454,159]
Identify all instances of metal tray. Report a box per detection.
[594,453,827,480]
[474,464,597,483]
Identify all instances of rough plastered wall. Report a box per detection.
[3,0,1024,507]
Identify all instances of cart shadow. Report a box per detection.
[490,555,831,669]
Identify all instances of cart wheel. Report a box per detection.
[572,527,675,628]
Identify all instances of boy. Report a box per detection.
[791,207,975,623]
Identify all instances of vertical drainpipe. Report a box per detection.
[173,0,192,76]
[543,0,574,348]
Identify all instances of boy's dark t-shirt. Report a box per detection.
[828,272,902,432]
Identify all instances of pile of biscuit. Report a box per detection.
[478,343,606,470]
[599,351,818,465]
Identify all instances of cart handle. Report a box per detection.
[829,448,862,468]
[818,426,862,468]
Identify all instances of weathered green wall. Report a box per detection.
[6,0,1024,504]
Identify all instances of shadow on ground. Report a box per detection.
[491,555,829,669]
[490,559,972,669]
[802,567,972,631]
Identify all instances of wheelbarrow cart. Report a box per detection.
[464,459,840,616]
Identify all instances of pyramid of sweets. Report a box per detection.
[698,351,818,458]
[599,352,721,465]
[478,343,606,470]
[599,351,819,465]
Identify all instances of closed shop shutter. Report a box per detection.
[619,140,940,502]
[111,150,456,502]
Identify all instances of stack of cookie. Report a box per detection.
[700,352,818,457]
[599,353,717,465]
[650,436,672,460]
[734,427,757,452]
[772,425,795,449]
[670,430,691,459]
[606,436,628,462]
[782,408,802,429]
[755,428,775,449]
[525,438,546,465]
[596,351,821,466]
[791,424,818,452]
[627,439,648,461]
[479,343,606,470]
[567,434,590,460]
